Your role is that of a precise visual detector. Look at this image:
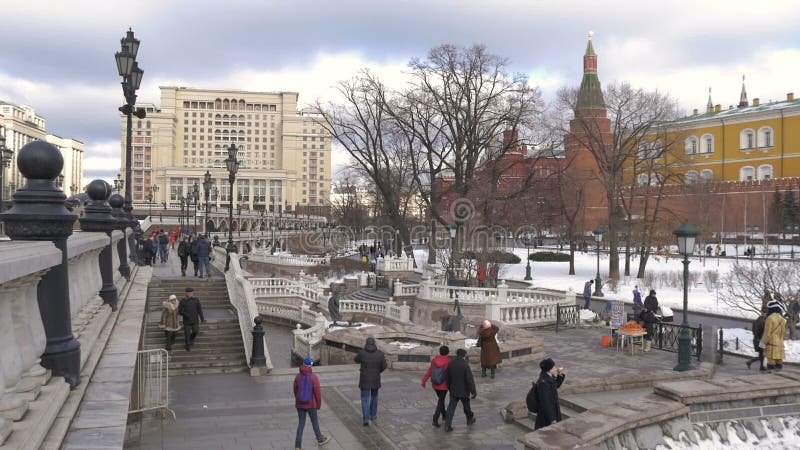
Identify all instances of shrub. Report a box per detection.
[460,250,521,264]
[529,252,570,262]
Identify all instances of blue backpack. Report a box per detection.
[431,366,445,385]
[297,374,313,404]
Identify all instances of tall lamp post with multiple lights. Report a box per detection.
[224,143,240,271]
[593,226,605,297]
[203,171,213,234]
[113,173,124,193]
[192,183,200,232]
[147,184,158,218]
[673,222,700,372]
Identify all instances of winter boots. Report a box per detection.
[643,340,652,352]
[481,367,487,378]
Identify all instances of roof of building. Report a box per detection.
[675,97,800,124]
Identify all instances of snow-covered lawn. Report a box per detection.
[657,417,800,449]
[721,328,800,363]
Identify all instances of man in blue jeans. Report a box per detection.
[354,337,387,426]
[193,235,212,279]
[293,357,331,449]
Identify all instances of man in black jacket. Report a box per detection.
[534,358,565,430]
[444,348,476,432]
[354,337,387,426]
[177,237,190,277]
[178,287,204,351]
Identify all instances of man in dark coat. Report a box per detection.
[534,358,565,430]
[177,237,190,277]
[354,337,387,426]
[746,312,767,371]
[178,287,204,351]
[444,348,476,432]
[583,280,594,309]
[194,235,212,279]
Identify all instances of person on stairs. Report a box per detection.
[178,287,204,351]
[354,337,387,426]
[177,237,190,277]
[159,294,180,351]
[421,345,451,428]
[444,348,476,432]
[746,311,767,371]
[477,320,502,379]
[293,358,331,449]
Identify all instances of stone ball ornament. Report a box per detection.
[86,179,112,202]
[16,140,64,180]
[108,193,124,209]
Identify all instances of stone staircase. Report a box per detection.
[343,288,391,302]
[143,279,248,376]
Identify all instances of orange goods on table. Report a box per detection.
[619,321,645,333]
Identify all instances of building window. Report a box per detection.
[758,127,773,148]
[700,134,714,154]
[757,164,773,180]
[740,129,755,149]
[700,170,713,182]
[685,170,699,184]
[739,166,755,181]
[685,136,697,155]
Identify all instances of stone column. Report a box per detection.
[79,180,119,311]
[110,194,130,279]
[0,140,81,387]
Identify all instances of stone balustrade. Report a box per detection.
[251,277,325,305]
[256,301,326,361]
[393,281,420,298]
[376,255,415,273]
[327,298,411,324]
[248,250,330,267]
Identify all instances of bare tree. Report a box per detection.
[331,171,371,231]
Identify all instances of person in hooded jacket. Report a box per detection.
[534,358,565,430]
[354,337,387,426]
[293,357,331,449]
[421,345,451,428]
[444,348,476,432]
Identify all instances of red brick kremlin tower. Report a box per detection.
[564,32,613,230]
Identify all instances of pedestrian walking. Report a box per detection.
[189,237,199,277]
[632,285,644,322]
[157,231,169,263]
[762,300,787,371]
[477,320,501,379]
[421,345,451,428]
[583,280,594,309]
[142,238,155,267]
[159,294,181,351]
[532,358,565,430]
[293,357,331,449]
[444,348,476,432]
[169,230,177,250]
[178,287,204,351]
[194,235,213,279]
[746,312,767,371]
[354,337,387,426]
[177,237,190,277]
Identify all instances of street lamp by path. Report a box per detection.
[448,224,458,287]
[593,226,605,297]
[178,193,185,228]
[395,228,401,257]
[0,129,13,214]
[148,184,158,218]
[270,224,276,254]
[224,143,240,271]
[113,173,124,193]
[673,222,700,372]
[203,171,213,234]
[192,183,200,232]
[523,231,533,281]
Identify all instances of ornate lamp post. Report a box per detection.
[593,226,605,297]
[148,183,158,218]
[673,222,700,372]
[0,128,13,214]
[113,173,124,193]
[271,224,276,255]
[192,182,200,232]
[178,193,185,228]
[523,231,533,281]
[448,223,458,286]
[203,171,213,234]
[224,143,240,271]
[395,228,400,257]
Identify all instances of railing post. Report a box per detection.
[400,301,410,323]
[79,179,119,311]
[696,323,703,360]
[250,317,266,368]
[496,280,508,302]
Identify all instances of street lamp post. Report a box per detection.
[224,143,240,271]
[673,222,700,372]
[449,223,458,285]
[113,173,124,193]
[178,194,185,228]
[523,231,532,281]
[395,228,401,257]
[0,128,13,215]
[192,183,200,232]
[593,226,605,297]
[203,171,213,234]
[271,224,276,254]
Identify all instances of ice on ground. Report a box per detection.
[464,338,478,349]
[657,417,800,449]
[387,341,421,350]
[721,328,800,363]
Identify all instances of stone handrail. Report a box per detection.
[376,255,414,272]
[256,301,326,361]
[250,277,324,305]
[331,299,411,324]
[248,250,330,267]
[213,249,273,374]
[393,281,420,298]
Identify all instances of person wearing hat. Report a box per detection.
[761,300,787,371]
[178,287,205,351]
[354,337,387,426]
[533,358,565,430]
[159,294,181,351]
[293,358,331,449]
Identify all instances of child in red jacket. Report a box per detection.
[421,345,451,427]
[294,358,331,449]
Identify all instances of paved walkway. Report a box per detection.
[147,244,224,281]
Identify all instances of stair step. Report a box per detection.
[169,366,248,376]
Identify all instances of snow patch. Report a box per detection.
[579,309,597,321]
[387,341,421,350]
[464,338,478,349]
[327,322,376,332]
[721,328,800,363]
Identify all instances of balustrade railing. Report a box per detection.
[256,301,326,361]
[376,255,415,272]
[248,250,330,267]
[251,277,324,305]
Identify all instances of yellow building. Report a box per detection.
[121,87,332,213]
[646,86,800,184]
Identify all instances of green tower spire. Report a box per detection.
[576,31,606,110]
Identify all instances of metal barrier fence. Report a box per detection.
[653,322,703,360]
[555,304,580,332]
[129,349,175,418]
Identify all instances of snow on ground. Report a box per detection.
[387,341,421,350]
[327,322,375,332]
[579,309,597,321]
[721,328,800,363]
[464,338,478,350]
[657,417,800,449]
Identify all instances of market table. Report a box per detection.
[616,329,646,355]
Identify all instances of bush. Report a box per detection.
[460,250,521,264]
[529,252,570,262]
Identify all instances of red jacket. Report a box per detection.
[293,365,322,409]
[421,355,451,391]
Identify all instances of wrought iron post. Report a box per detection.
[109,193,130,279]
[0,141,81,387]
[250,317,267,367]
[79,180,119,311]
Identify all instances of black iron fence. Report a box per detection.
[653,322,703,360]
[556,304,580,332]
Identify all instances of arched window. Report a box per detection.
[700,134,714,154]
[758,127,773,147]
[685,136,698,155]
[214,99,222,109]
[700,170,714,182]
[223,99,230,110]
[740,166,755,181]
[757,164,773,180]
[740,129,755,149]
[685,170,699,184]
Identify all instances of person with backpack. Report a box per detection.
[747,312,768,371]
[444,348,476,432]
[421,345,451,428]
[354,337,387,426]
[293,357,331,449]
[529,358,565,430]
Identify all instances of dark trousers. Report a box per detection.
[164,331,176,350]
[179,256,188,275]
[433,389,447,423]
[183,321,200,347]
[445,396,473,428]
[747,347,764,369]
[191,258,198,276]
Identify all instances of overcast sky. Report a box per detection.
[1,0,799,183]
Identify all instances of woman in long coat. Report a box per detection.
[533,358,565,430]
[478,320,502,378]
[762,301,787,370]
[159,294,181,351]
